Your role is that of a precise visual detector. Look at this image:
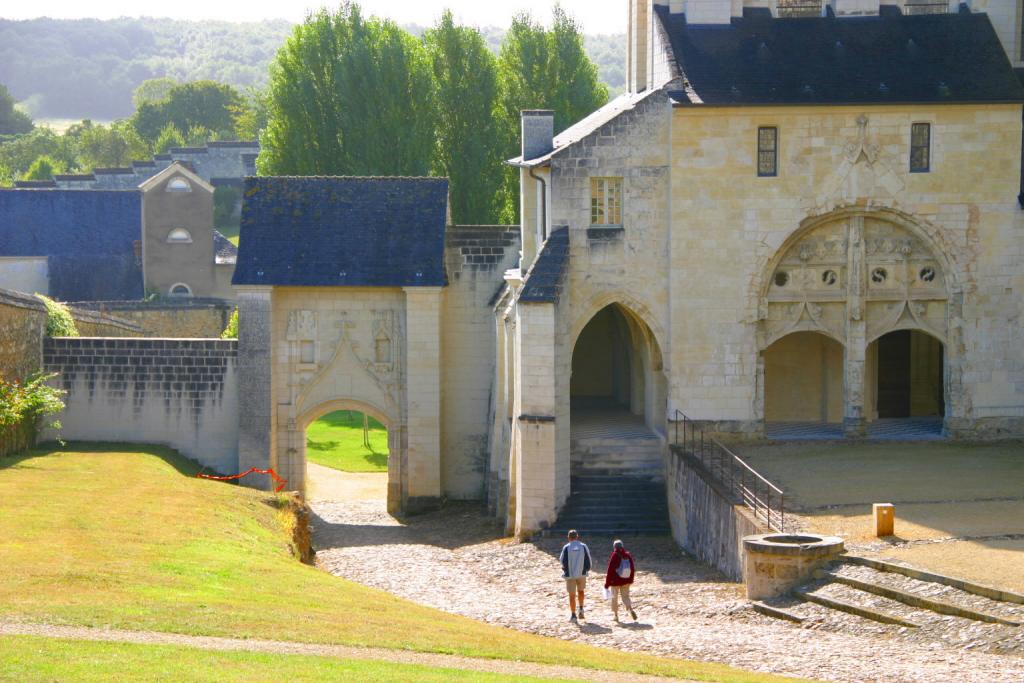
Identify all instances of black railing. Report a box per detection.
[672,410,785,532]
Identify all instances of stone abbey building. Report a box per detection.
[225,0,1024,536]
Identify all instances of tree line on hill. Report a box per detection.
[0,2,610,224]
[0,15,624,122]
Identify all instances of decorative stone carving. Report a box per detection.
[287,310,317,341]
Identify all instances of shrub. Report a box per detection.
[36,294,79,337]
[221,308,238,339]
[0,372,66,455]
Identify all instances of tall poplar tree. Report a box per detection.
[424,11,503,225]
[258,3,436,176]
[496,7,608,221]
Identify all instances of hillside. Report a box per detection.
[0,17,625,122]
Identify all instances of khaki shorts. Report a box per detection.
[564,577,586,595]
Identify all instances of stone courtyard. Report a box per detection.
[309,464,1024,683]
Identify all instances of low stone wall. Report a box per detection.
[667,446,768,581]
[43,338,239,474]
[69,307,143,337]
[0,288,47,381]
[70,299,234,338]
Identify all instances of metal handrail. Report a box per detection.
[672,409,785,531]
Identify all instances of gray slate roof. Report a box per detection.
[519,227,569,303]
[232,176,448,288]
[661,6,1024,106]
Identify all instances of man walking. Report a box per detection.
[604,539,637,622]
[558,529,592,622]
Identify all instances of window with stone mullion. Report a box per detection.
[590,177,623,226]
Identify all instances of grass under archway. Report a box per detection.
[306,410,388,472]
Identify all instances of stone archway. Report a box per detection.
[757,209,956,436]
[297,398,400,513]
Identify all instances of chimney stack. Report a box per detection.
[521,110,555,161]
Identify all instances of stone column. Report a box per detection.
[514,302,558,537]
[235,285,276,489]
[403,286,443,513]
[844,217,868,437]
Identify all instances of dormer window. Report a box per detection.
[167,177,192,192]
[166,228,193,243]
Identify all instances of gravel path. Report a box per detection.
[311,495,1024,683]
[0,620,672,682]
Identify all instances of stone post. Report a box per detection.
[235,285,275,489]
[514,302,558,537]
[403,286,443,513]
[844,217,868,437]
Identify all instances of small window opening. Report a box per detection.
[758,127,778,177]
[167,177,192,192]
[910,123,930,173]
[166,228,193,243]
[590,177,623,226]
[774,271,789,287]
[169,283,192,297]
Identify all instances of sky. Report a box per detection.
[0,0,627,34]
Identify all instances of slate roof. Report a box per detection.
[213,230,238,265]
[519,227,569,303]
[232,176,449,287]
[659,6,1024,106]
[0,189,143,301]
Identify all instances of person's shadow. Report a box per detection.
[617,621,654,630]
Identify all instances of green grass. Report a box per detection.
[306,410,388,472]
[0,635,555,682]
[0,443,788,682]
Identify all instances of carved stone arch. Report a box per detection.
[297,397,394,432]
[750,205,967,318]
[764,319,847,350]
[569,291,668,362]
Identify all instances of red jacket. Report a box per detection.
[604,549,635,587]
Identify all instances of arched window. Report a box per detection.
[169,283,192,297]
[167,177,192,193]
[166,228,193,243]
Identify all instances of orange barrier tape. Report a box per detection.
[197,467,288,492]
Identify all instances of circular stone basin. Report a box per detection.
[743,533,844,558]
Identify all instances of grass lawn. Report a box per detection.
[0,636,553,682]
[0,443,786,683]
[306,410,388,472]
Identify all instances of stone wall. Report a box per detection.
[442,226,521,499]
[666,445,768,581]
[70,299,234,338]
[43,338,239,474]
[0,288,47,381]
[69,307,142,338]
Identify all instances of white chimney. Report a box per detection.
[521,110,554,161]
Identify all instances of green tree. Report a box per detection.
[258,2,437,176]
[0,83,33,136]
[133,80,242,142]
[231,86,270,140]
[132,77,178,108]
[496,8,608,221]
[22,155,63,181]
[154,123,185,153]
[0,128,74,178]
[67,120,150,169]
[424,11,504,225]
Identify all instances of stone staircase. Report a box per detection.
[546,431,670,537]
[754,556,1024,655]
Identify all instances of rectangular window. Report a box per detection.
[590,177,623,226]
[910,123,931,173]
[757,127,778,177]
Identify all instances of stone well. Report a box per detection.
[742,533,845,600]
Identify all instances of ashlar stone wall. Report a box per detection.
[43,338,239,474]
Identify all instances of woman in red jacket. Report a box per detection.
[604,539,637,622]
